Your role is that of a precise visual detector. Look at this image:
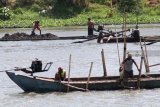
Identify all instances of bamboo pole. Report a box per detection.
[141,41,149,73]
[62,82,86,92]
[137,52,143,89]
[123,11,127,61]
[86,62,93,90]
[101,49,107,76]
[144,40,150,72]
[121,11,127,81]
[114,24,121,65]
[137,37,144,89]
[116,33,121,65]
[67,54,72,92]
[149,63,160,67]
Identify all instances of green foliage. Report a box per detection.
[143,5,160,16]
[30,4,42,11]
[65,0,89,7]
[90,0,108,5]
[12,8,23,14]
[118,0,143,13]
[0,0,160,28]
[0,0,7,7]
[51,0,85,18]
[0,7,11,20]
[16,0,35,6]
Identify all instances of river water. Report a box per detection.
[0,24,160,107]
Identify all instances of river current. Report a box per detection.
[0,24,160,107]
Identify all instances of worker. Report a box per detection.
[31,20,41,35]
[87,18,94,37]
[55,67,66,81]
[120,54,140,79]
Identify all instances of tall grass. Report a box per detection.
[0,3,160,28]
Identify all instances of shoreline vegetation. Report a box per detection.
[0,1,160,28]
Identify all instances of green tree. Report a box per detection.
[0,0,7,7]
[0,7,11,20]
[118,0,143,13]
[66,0,89,7]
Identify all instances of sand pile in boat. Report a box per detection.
[0,33,59,41]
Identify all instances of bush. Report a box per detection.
[13,8,23,14]
[30,4,42,11]
[16,0,35,6]
[90,0,108,4]
[0,7,11,20]
[51,0,85,18]
[118,0,143,13]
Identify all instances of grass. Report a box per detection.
[0,3,160,28]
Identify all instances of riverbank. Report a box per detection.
[0,3,160,28]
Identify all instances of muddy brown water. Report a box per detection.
[0,24,160,107]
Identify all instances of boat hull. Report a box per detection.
[6,72,160,92]
[102,36,160,43]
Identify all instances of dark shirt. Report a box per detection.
[122,58,135,71]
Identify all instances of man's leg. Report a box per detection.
[31,28,35,35]
[37,27,41,35]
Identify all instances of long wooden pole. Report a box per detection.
[121,11,127,81]
[140,41,149,73]
[62,82,86,92]
[101,49,107,76]
[149,63,160,67]
[137,37,144,89]
[137,52,143,89]
[116,33,121,65]
[67,54,71,92]
[86,62,93,90]
[144,40,150,72]
[114,24,121,65]
[123,11,127,61]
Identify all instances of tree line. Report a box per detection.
[0,0,145,13]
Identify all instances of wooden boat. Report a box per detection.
[0,32,92,41]
[100,28,160,43]
[101,36,160,43]
[102,36,139,43]
[73,28,160,43]
[6,71,160,92]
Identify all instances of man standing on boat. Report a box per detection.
[87,18,94,38]
[120,54,140,79]
[131,25,140,42]
[31,20,41,35]
[97,24,104,43]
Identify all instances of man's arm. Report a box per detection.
[120,58,127,71]
[133,59,140,71]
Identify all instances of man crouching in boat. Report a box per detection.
[55,67,66,81]
[120,54,140,80]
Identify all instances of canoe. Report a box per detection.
[0,32,94,41]
[6,71,160,92]
[102,36,139,43]
[101,36,160,43]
